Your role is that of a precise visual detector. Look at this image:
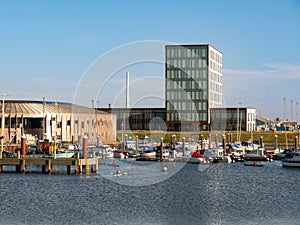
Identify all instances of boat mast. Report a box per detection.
[237,104,239,142]
[1,93,7,153]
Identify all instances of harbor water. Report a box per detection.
[0,160,299,225]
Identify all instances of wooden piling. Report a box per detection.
[274,135,278,149]
[222,134,226,151]
[21,137,27,157]
[260,136,264,148]
[83,136,88,159]
[21,159,26,173]
[21,136,26,156]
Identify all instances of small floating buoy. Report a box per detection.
[123,171,128,175]
[162,166,168,172]
[113,169,122,177]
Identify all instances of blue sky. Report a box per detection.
[0,0,300,120]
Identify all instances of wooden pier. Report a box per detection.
[0,156,99,174]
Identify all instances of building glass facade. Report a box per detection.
[210,107,256,131]
[165,44,222,131]
[97,108,166,131]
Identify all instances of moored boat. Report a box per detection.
[113,149,126,159]
[203,148,231,163]
[282,152,300,167]
[140,146,156,158]
[243,148,269,161]
[189,150,205,164]
[244,161,264,167]
[26,138,75,158]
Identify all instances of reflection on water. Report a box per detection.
[0,160,299,225]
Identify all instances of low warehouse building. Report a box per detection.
[0,100,116,146]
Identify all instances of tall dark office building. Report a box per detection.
[165,44,223,131]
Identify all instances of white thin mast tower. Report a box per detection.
[122,72,130,142]
[283,97,287,121]
[125,72,130,108]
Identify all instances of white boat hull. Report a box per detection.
[114,153,125,159]
[141,152,156,158]
[281,152,300,167]
[282,160,300,167]
[189,157,205,164]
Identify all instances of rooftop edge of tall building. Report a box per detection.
[165,44,222,54]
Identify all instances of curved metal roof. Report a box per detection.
[1,100,109,117]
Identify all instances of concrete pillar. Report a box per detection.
[260,136,264,148]
[95,160,98,173]
[83,136,88,159]
[160,137,163,160]
[75,158,80,174]
[172,134,176,149]
[208,134,211,148]
[295,136,298,149]
[21,136,26,156]
[85,159,90,174]
[274,135,278,149]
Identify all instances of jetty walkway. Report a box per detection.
[0,155,98,174]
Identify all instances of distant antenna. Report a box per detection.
[125,72,130,108]
[283,97,286,121]
[296,100,299,124]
